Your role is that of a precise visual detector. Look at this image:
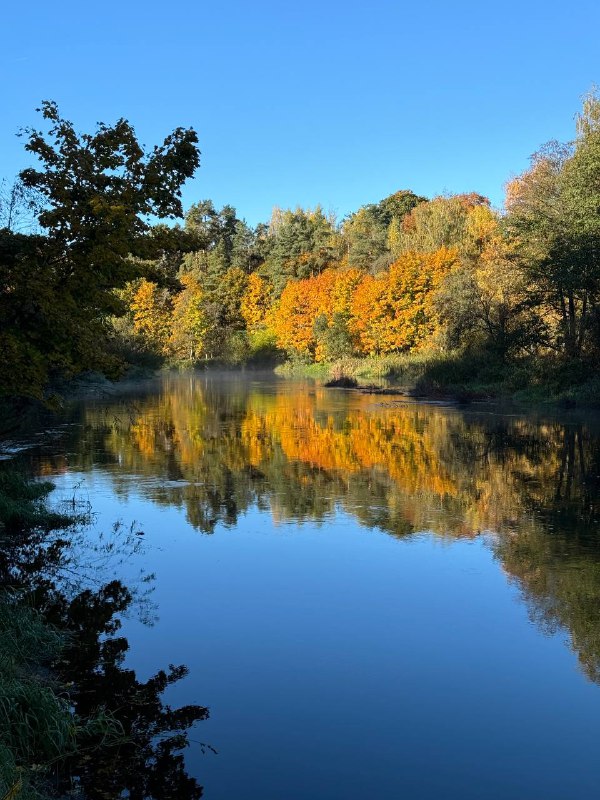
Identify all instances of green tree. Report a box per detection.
[184,201,257,276]
[505,92,600,360]
[343,190,426,271]
[313,312,354,360]
[388,193,489,259]
[262,206,341,292]
[231,218,260,272]
[0,101,200,398]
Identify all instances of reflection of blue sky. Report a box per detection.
[49,470,600,800]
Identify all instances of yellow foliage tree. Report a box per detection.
[473,235,540,356]
[463,204,499,260]
[331,268,363,315]
[131,279,172,354]
[241,274,272,329]
[170,273,207,361]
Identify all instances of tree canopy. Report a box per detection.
[0,102,200,397]
[3,91,600,398]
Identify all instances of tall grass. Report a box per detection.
[275,350,600,407]
[0,597,71,800]
[0,470,121,800]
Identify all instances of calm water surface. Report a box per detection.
[12,373,600,799]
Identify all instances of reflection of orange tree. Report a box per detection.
[63,382,600,684]
[74,380,593,543]
[242,392,457,498]
[242,391,361,474]
[240,391,573,540]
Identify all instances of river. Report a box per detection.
[5,372,600,799]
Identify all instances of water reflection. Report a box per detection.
[37,374,598,689]
[0,474,208,799]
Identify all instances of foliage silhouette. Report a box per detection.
[0,468,208,800]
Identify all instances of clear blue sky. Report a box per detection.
[2,0,599,226]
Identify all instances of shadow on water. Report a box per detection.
[0,468,208,799]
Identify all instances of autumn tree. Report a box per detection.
[271,262,442,361]
[474,237,544,358]
[170,273,207,361]
[348,273,389,355]
[350,249,458,354]
[389,194,491,260]
[310,267,363,360]
[270,279,318,357]
[130,279,172,354]
[241,273,272,329]
[270,270,337,358]
[434,235,543,358]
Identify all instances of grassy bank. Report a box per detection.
[0,469,207,800]
[276,353,600,408]
[0,472,88,800]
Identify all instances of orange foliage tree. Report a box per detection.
[270,268,363,359]
[350,248,458,354]
[348,274,390,355]
[270,270,336,357]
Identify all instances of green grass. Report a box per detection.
[0,470,121,800]
[274,360,330,380]
[275,353,459,390]
[0,596,73,800]
[0,474,72,799]
[275,351,600,408]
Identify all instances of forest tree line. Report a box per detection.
[2,92,600,399]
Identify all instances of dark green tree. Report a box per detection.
[314,312,354,360]
[262,206,341,293]
[343,189,426,271]
[0,101,200,398]
[183,202,260,296]
[505,91,600,359]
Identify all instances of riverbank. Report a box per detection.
[275,353,600,408]
[3,351,598,439]
[0,471,88,800]
[0,467,207,800]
